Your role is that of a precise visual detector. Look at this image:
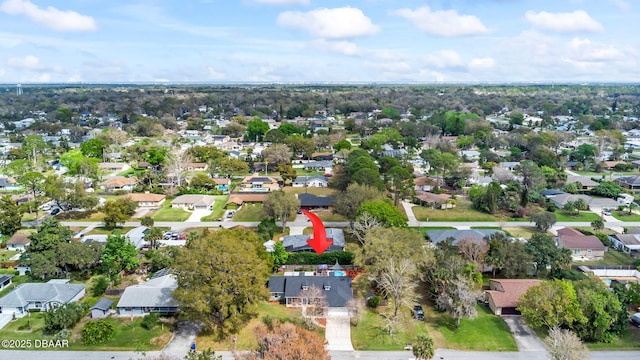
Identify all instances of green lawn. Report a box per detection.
[553,211,601,222]
[578,249,636,266]
[351,305,517,351]
[611,211,640,222]
[68,316,172,351]
[412,199,505,222]
[196,302,300,351]
[233,204,264,222]
[0,250,20,261]
[21,212,37,222]
[152,207,191,222]
[200,195,229,221]
[314,209,349,222]
[283,187,337,197]
[587,324,640,350]
[86,226,135,235]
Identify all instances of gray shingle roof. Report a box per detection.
[0,282,85,308]
[426,229,504,245]
[269,275,353,307]
[283,228,345,252]
[116,275,178,308]
[91,297,113,311]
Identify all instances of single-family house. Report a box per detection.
[544,192,619,210]
[125,193,166,208]
[0,275,12,291]
[116,274,178,316]
[298,193,334,210]
[292,175,329,188]
[414,177,436,192]
[556,227,605,261]
[499,161,521,171]
[6,233,30,251]
[415,192,454,209]
[0,280,85,317]
[225,193,268,208]
[98,162,130,173]
[380,149,407,158]
[616,175,640,190]
[426,229,505,246]
[268,275,353,307]
[565,176,598,191]
[485,279,542,315]
[171,194,215,210]
[186,162,208,171]
[212,178,231,192]
[240,175,279,192]
[100,177,138,192]
[608,234,640,256]
[90,297,113,318]
[125,226,149,249]
[282,228,345,253]
[600,160,625,170]
[311,152,334,161]
[304,160,333,173]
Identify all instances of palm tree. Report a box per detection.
[412,334,435,360]
[628,202,638,216]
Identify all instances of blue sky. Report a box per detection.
[0,0,638,83]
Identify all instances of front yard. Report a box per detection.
[552,211,601,222]
[233,204,264,222]
[351,305,517,351]
[412,199,506,222]
[611,211,640,222]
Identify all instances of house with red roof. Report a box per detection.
[485,279,542,315]
[556,227,605,261]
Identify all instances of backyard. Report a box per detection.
[579,249,637,266]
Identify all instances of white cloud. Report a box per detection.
[207,66,226,80]
[311,39,361,56]
[567,38,622,61]
[7,55,44,70]
[469,57,495,70]
[393,6,489,37]
[0,0,97,31]
[424,50,465,69]
[253,0,309,5]
[524,10,603,33]
[609,0,631,10]
[0,67,5,77]
[277,7,379,39]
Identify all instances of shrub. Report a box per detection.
[141,312,160,330]
[285,251,354,265]
[595,233,611,247]
[82,320,115,344]
[90,275,110,297]
[367,295,380,308]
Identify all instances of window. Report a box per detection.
[301,285,309,290]
[586,249,592,254]
[573,249,580,255]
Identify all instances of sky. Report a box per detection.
[0,0,638,84]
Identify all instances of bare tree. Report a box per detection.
[165,150,193,189]
[545,326,590,360]
[262,143,292,167]
[346,298,366,326]
[348,212,381,245]
[491,166,514,183]
[378,258,418,322]
[458,237,489,268]
[297,285,328,319]
[436,276,481,327]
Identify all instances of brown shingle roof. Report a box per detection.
[415,192,451,203]
[226,193,269,206]
[125,193,166,202]
[7,233,30,245]
[101,177,137,187]
[557,227,605,250]
[212,178,230,185]
[486,279,542,308]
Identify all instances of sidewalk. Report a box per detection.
[401,201,419,227]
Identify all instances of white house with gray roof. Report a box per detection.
[0,280,85,317]
[117,274,178,316]
[426,229,506,246]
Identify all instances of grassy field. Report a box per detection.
[283,187,337,196]
[313,209,349,222]
[67,316,172,351]
[0,250,20,261]
[150,201,191,222]
[612,211,640,222]
[233,204,264,222]
[196,302,301,351]
[553,211,601,222]
[351,305,517,351]
[21,212,37,222]
[412,199,505,222]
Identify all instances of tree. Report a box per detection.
[262,144,292,167]
[333,139,351,151]
[485,232,533,278]
[386,165,414,207]
[514,160,545,207]
[545,326,590,360]
[276,164,296,185]
[101,198,137,229]
[530,212,557,231]
[285,136,315,159]
[333,183,383,226]
[21,134,46,166]
[357,200,406,228]
[435,276,480,327]
[82,319,115,345]
[240,320,330,360]
[80,138,106,159]
[349,212,382,245]
[18,171,45,224]
[517,280,585,329]
[412,334,435,360]
[145,227,164,249]
[0,195,23,236]
[208,157,249,177]
[27,217,72,253]
[44,175,97,213]
[101,232,139,278]
[140,216,154,227]
[173,228,269,338]
[591,218,604,232]
[268,241,288,272]
[297,285,328,319]
[526,233,571,276]
[590,181,623,199]
[90,275,110,297]
[3,159,31,178]
[165,151,194,188]
[457,237,489,267]
[261,190,300,232]
[245,118,270,142]
[378,258,418,322]
[573,278,624,343]
[572,143,598,167]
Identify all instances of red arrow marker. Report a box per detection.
[301,210,333,255]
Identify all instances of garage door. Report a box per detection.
[501,307,521,315]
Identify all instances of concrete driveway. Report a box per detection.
[502,316,546,352]
[186,209,211,222]
[325,308,354,351]
[162,321,202,356]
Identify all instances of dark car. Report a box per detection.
[50,208,61,216]
[413,305,424,320]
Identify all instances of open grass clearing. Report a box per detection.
[21,212,37,222]
[412,199,506,222]
[313,209,349,222]
[152,207,191,222]
[611,211,640,222]
[195,302,302,351]
[0,250,20,261]
[553,211,601,222]
[578,249,636,266]
[233,203,263,222]
[283,187,337,197]
[86,226,135,235]
[502,226,548,239]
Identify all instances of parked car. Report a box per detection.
[50,208,61,216]
[412,305,424,320]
